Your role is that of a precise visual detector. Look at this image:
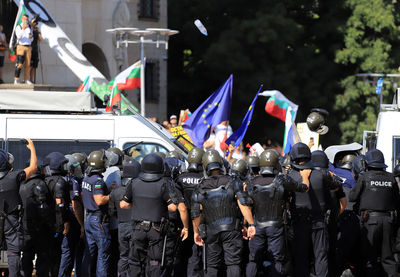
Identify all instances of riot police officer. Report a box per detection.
[230,159,249,181]
[120,153,179,277]
[109,159,140,277]
[0,138,37,277]
[175,147,205,277]
[81,150,113,277]
[191,149,256,277]
[246,155,260,177]
[58,153,87,277]
[44,151,70,277]
[288,142,340,277]
[20,157,53,277]
[349,149,399,276]
[246,149,308,277]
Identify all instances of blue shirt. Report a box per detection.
[81,174,109,213]
[329,163,355,189]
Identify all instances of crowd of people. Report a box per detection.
[0,134,399,277]
[0,13,42,85]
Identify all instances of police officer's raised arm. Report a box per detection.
[23,138,37,181]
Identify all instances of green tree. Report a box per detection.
[335,0,400,143]
[168,0,347,147]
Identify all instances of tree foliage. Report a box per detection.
[168,0,347,147]
[335,0,400,143]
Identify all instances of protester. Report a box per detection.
[0,25,7,84]
[214,121,233,157]
[14,14,33,84]
[29,15,42,84]
[170,115,178,128]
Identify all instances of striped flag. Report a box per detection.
[259,90,298,122]
[106,60,141,112]
[283,106,297,154]
[76,75,93,92]
[9,0,26,62]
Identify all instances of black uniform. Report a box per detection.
[349,170,399,276]
[176,171,203,277]
[0,170,26,277]
[191,175,246,277]
[123,176,174,277]
[288,168,339,277]
[246,174,307,277]
[20,172,54,277]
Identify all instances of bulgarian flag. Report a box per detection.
[9,0,26,62]
[106,60,141,112]
[259,90,298,122]
[77,75,93,92]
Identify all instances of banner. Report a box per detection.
[13,0,106,83]
[169,126,194,151]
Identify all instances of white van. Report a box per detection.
[0,89,188,169]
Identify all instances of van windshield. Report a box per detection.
[8,140,111,169]
[123,142,169,163]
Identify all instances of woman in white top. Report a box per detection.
[0,25,7,84]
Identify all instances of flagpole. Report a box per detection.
[140,36,145,117]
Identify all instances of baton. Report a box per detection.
[161,234,167,268]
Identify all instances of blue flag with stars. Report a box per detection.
[225,85,262,149]
[183,75,233,147]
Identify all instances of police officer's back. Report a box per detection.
[288,142,340,277]
[121,153,178,277]
[81,150,112,277]
[246,149,308,277]
[349,149,399,276]
[191,149,255,277]
[109,159,140,277]
[0,139,37,277]
[20,157,53,277]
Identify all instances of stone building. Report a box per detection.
[0,0,169,120]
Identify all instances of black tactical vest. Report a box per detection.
[248,176,285,227]
[197,175,239,233]
[359,170,397,211]
[177,172,203,209]
[0,170,24,214]
[113,178,133,222]
[130,178,168,222]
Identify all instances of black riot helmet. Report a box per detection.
[365,149,387,169]
[86,150,107,174]
[202,149,223,175]
[230,159,249,180]
[107,147,124,167]
[259,149,280,175]
[165,157,185,180]
[352,154,367,179]
[26,157,51,177]
[166,150,184,162]
[290,142,313,170]
[45,152,68,175]
[187,147,204,172]
[306,108,329,135]
[139,153,165,181]
[0,150,14,178]
[338,153,356,170]
[311,150,329,170]
[122,159,141,179]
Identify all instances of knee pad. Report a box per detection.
[16,55,24,67]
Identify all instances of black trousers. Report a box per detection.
[118,222,133,277]
[292,218,329,277]
[4,214,24,277]
[205,230,242,277]
[361,214,397,277]
[22,228,51,277]
[130,224,164,277]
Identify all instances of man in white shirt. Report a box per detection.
[14,14,33,84]
[214,121,233,157]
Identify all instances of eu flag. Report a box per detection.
[225,85,262,148]
[183,75,233,147]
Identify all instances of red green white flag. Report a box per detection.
[259,90,298,122]
[106,60,141,112]
[76,75,93,92]
[9,0,26,62]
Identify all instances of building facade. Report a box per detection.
[0,0,168,120]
